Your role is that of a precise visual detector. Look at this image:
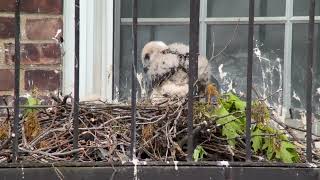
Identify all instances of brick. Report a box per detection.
[42,44,61,59]
[0,1,15,12]
[25,70,60,91]
[0,70,14,91]
[0,17,15,39]
[4,43,61,65]
[26,18,63,40]
[0,0,62,14]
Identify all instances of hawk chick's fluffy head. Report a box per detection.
[141,41,168,73]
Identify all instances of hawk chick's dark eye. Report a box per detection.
[143,67,149,73]
[144,54,150,60]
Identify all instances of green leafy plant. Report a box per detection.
[24,96,40,116]
[193,145,207,162]
[215,106,244,146]
[23,89,41,142]
[195,92,300,163]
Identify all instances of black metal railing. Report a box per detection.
[245,0,255,161]
[6,0,317,164]
[130,0,138,160]
[73,0,80,160]
[12,0,21,162]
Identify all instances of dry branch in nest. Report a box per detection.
[0,94,318,164]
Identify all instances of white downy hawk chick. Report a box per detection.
[141,41,210,102]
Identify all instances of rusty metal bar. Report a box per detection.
[187,0,200,161]
[246,0,255,161]
[73,0,80,160]
[130,0,138,160]
[306,0,316,162]
[12,0,21,163]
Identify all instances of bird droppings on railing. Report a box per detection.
[174,161,179,171]
[308,163,318,168]
[21,166,25,179]
[217,161,230,167]
[132,158,139,180]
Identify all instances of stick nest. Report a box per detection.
[0,95,319,164]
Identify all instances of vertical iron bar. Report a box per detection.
[73,0,80,160]
[13,0,21,162]
[187,0,200,161]
[306,0,315,163]
[246,0,255,161]
[130,0,138,160]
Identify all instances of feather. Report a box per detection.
[141,41,212,102]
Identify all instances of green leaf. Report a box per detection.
[24,96,40,115]
[27,97,39,106]
[262,138,275,160]
[222,93,246,112]
[277,141,299,163]
[193,145,207,162]
[251,127,263,153]
[216,107,243,147]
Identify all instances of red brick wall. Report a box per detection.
[0,0,63,96]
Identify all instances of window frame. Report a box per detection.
[63,0,114,101]
[114,0,320,120]
[64,0,320,116]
